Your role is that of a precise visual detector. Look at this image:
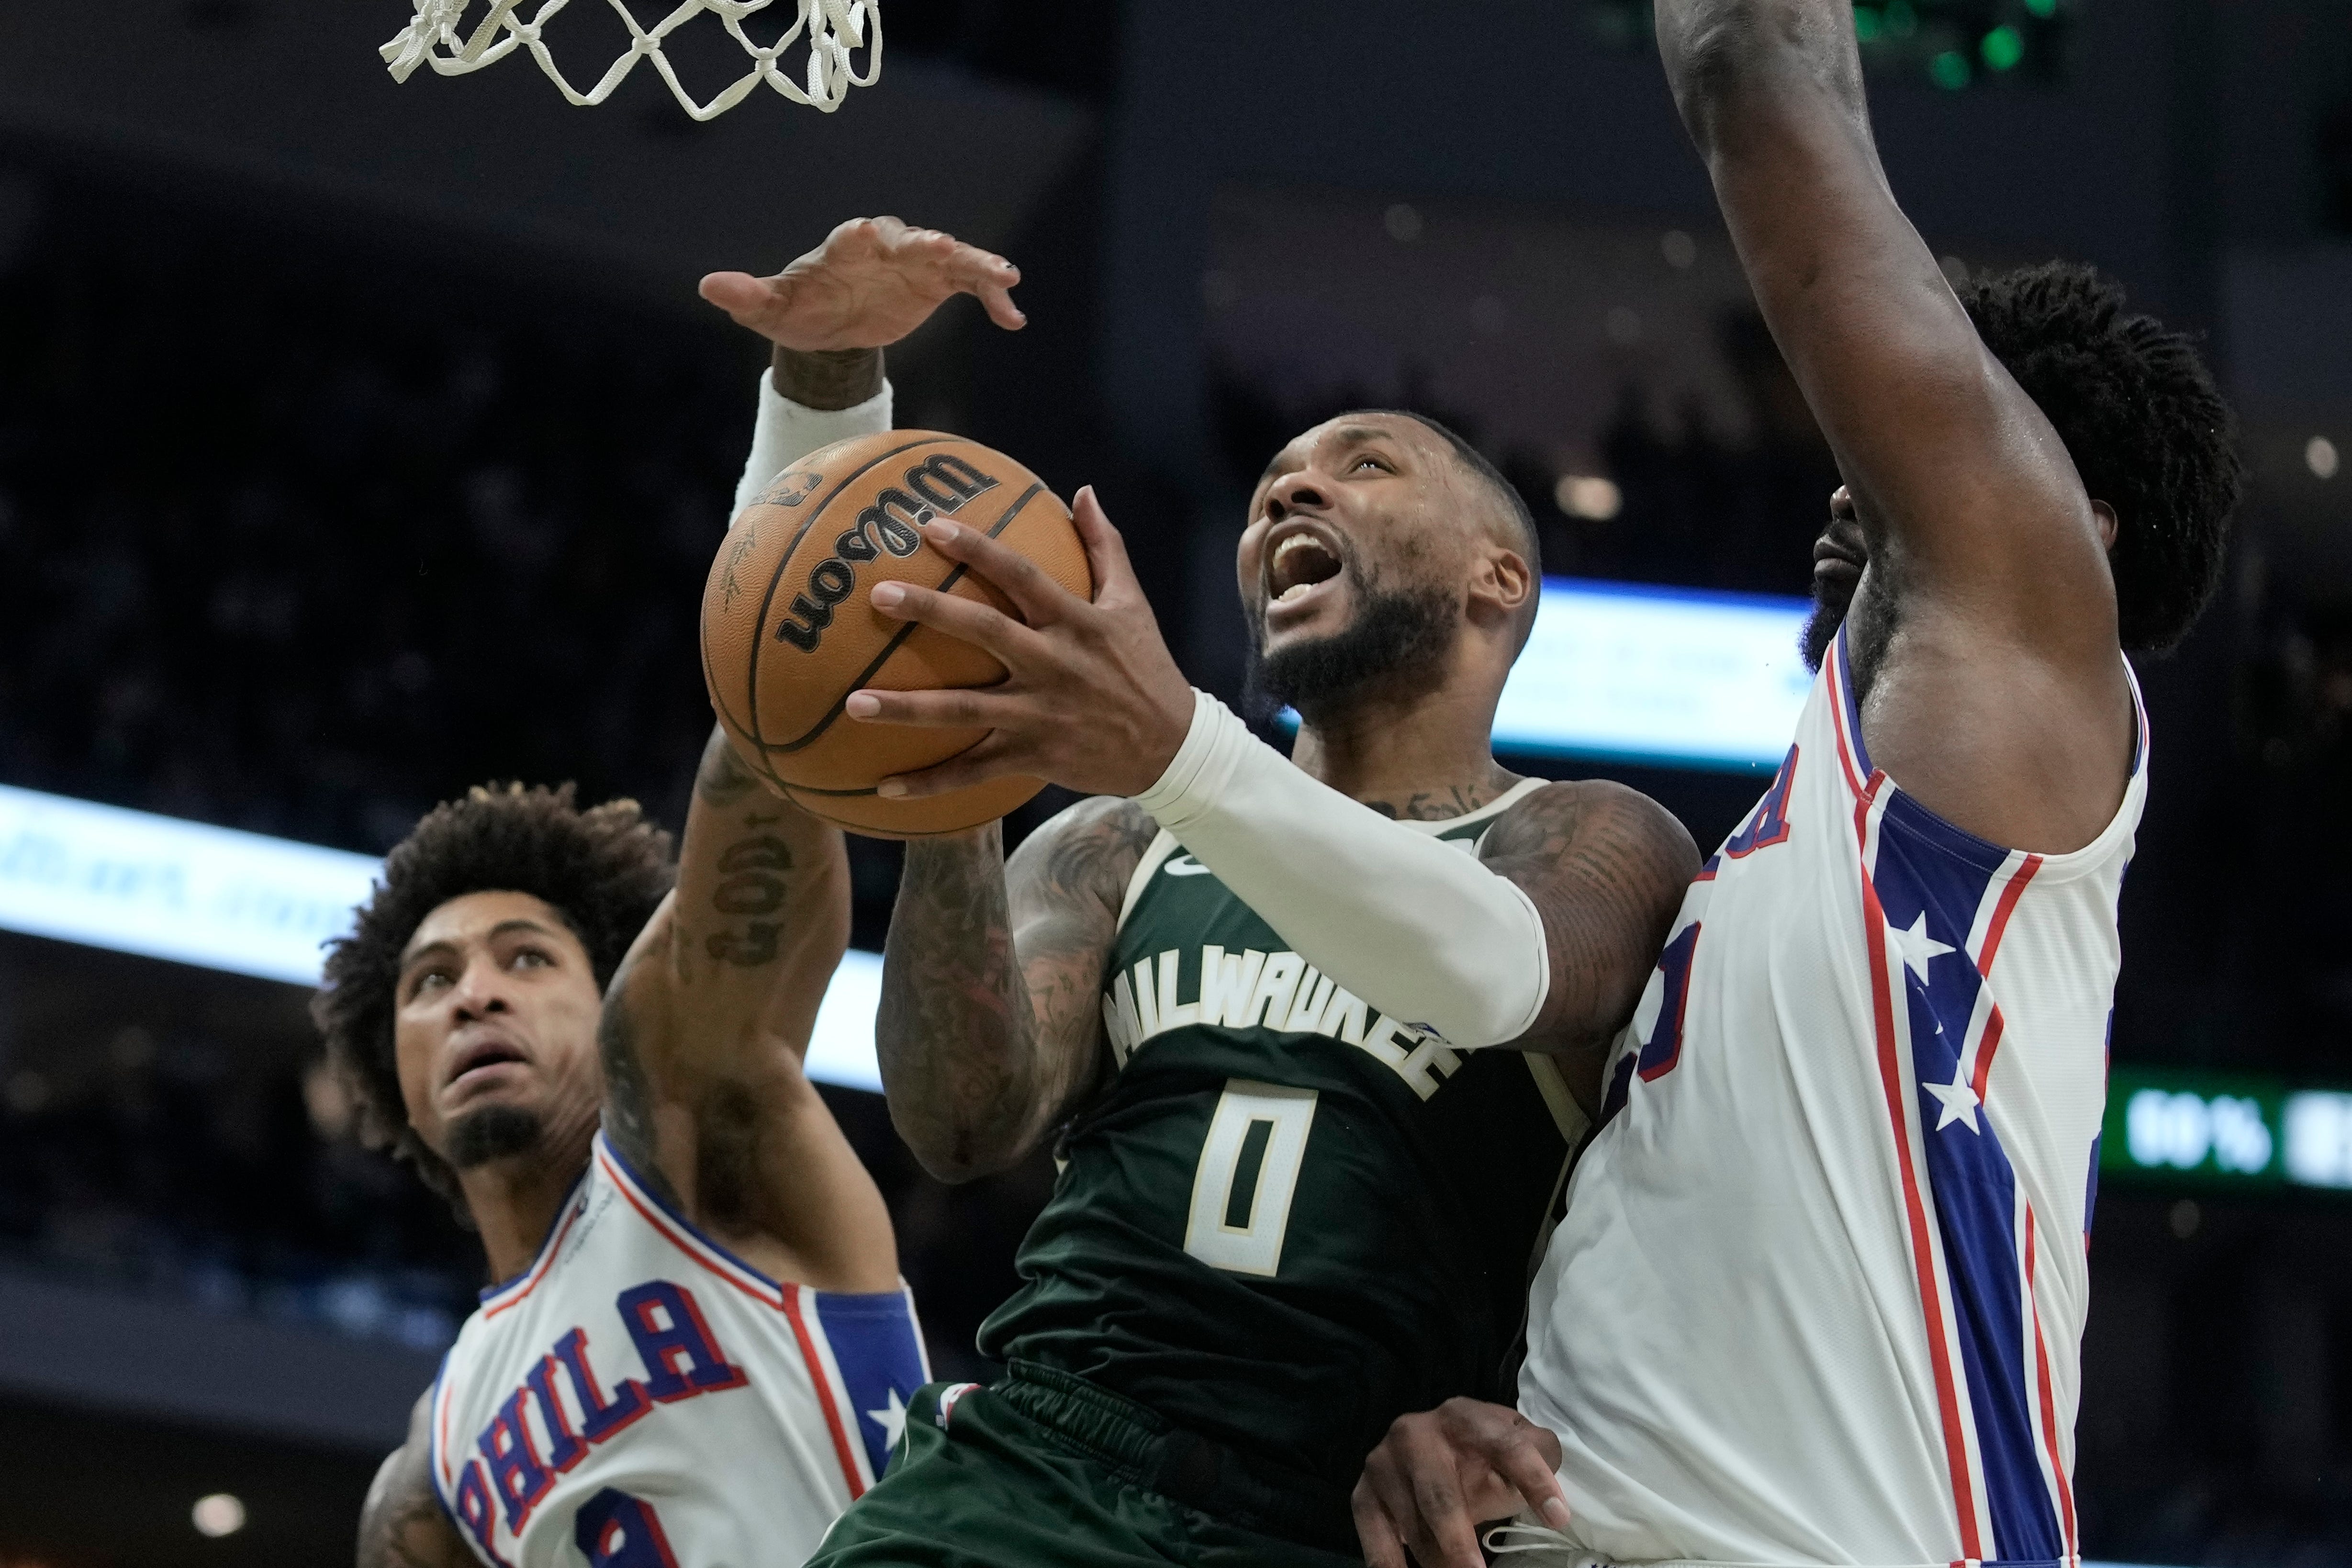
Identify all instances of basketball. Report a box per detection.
[700,429,1091,838]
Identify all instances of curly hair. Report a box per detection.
[313,784,676,1219]
[1960,261,2243,653]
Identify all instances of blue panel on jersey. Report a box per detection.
[814,1290,930,1479]
[1869,802,2063,1564]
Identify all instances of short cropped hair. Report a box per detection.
[313,784,675,1218]
[1360,409,1544,649]
[1961,262,2243,653]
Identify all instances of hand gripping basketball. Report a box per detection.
[844,487,1198,802]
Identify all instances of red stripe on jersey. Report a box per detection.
[1827,647,1871,799]
[2026,1218,2080,1562]
[437,1372,457,1488]
[1974,856,2042,979]
[1967,856,2042,1106]
[781,1286,868,1500]
[595,1148,783,1310]
[1852,773,1984,1564]
[482,1198,586,1321]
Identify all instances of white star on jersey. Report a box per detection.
[865,1388,909,1452]
[1887,912,1956,983]
[1923,1066,1982,1134]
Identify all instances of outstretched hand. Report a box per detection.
[698,215,1025,351]
[1353,1398,1571,1568]
[843,487,1198,801]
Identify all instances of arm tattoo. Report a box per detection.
[597,972,684,1209]
[772,344,883,411]
[695,733,763,806]
[1479,782,1699,1098]
[359,1486,466,1568]
[875,798,1155,1181]
[693,730,799,968]
[706,833,793,967]
[358,1410,470,1568]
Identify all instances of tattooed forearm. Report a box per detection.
[696,728,764,806]
[706,833,793,966]
[773,343,883,411]
[875,797,1154,1182]
[878,827,1026,1179]
[685,729,813,969]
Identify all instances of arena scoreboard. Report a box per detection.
[2102,1065,2352,1197]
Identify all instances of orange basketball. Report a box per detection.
[700,430,1090,838]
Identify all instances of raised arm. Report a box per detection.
[1658,0,2135,847]
[876,797,1155,1183]
[591,215,1029,1283]
[598,730,889,1288]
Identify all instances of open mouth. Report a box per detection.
[446,1036,528,1093]
[1266,526,1344,608]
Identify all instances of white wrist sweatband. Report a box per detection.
[1132,691,1551,1049]
[728,366,895,525]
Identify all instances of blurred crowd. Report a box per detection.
[0,976,479,1350]
[0,177,1056,1364]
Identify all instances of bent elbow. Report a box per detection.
[888,1106,1027,1187]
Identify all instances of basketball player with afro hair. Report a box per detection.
[1348,5,2245,1565]
[327,217,1029,1568]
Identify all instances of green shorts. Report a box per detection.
[805,1361,1364,1568]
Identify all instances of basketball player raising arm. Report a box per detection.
[346,217,1024,1568]
[793,398,1693,1560]
[1347,4,2244,1566]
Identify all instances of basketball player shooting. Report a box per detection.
[1346,3,2244,1566]
[795,393,1700,1559]
[325,219,1022,1568]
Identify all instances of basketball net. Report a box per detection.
[381,0,883,119]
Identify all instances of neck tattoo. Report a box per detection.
[1358,778,1513,822]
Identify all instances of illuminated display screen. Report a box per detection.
[1492,577,1814,771]
[2101,1066,2352,1195]
[0,783,887,1094]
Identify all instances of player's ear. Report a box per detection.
[1466,543,1535,633]
[2090,499,2119,552]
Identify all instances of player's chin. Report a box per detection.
[1256,576,1355,649]
[442,1099,553,1171]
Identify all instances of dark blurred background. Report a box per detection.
[0,1,2347,1563]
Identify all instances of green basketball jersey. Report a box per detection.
[978,781,1588,1501]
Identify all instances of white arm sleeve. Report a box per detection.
[728,365,895,524]
[1131,691,1551,1049]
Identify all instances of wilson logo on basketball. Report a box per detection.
[773,454,1001,652]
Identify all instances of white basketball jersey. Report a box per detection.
[1520,628,2145,1568]
[428,1132,929,1568]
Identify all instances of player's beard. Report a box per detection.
[1801,576,1851,673]
[1244,573,1458,726]
[444,1103,547,1169]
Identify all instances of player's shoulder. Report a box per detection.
[1486,777,1700,876]
[1008,794,1162,908]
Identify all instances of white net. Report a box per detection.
[381,0,883,120]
